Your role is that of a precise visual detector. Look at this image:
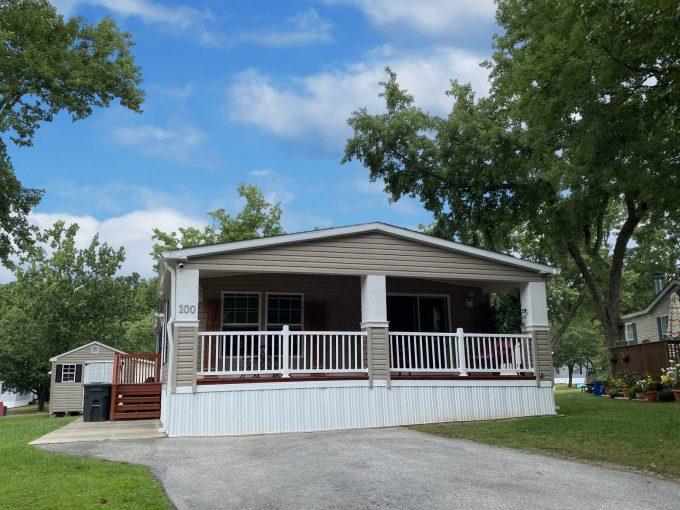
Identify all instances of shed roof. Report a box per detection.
[50,341,126,362]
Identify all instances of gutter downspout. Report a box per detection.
[160,260,177,434]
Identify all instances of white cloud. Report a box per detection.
[110,123,209,165]
[227,46,489,153]
[240,8,332,47]
[25,209,203,279]
[52,0,217,44]
[330,0,496,36]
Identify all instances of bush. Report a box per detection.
[658,388,675,402]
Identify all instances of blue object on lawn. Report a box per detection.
[592,380,604,396]
[576,383,585,389]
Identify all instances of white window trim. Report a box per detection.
[61,363,78,383]
[387,293,452,333]
[625,322,637,344]
[220,291,262,330]
[657,315,669,340]
[265,292,304,330]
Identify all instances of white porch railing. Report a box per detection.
[198,326,368,377]
[390,329,534,375]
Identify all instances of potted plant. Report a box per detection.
[641,375,659,403]
[661,363,680,402]
[628,383,642,400]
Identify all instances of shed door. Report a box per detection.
[84,362,113,384]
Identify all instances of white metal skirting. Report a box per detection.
[162,382,556,437]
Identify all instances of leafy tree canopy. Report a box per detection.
[0,0,144,266]
[152,184,285,269]
[343,0,680,345]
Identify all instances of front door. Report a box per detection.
[387,295,449,332]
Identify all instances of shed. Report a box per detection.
[49,341,126,415]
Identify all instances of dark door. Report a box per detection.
[387,296,418,331]
[387,295,449,332]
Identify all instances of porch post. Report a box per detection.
[520,281,552,384]
[171,266,200,393]
[360,275,390,387]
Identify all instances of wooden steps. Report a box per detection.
[110,353,162,421]
[111,383,161,421]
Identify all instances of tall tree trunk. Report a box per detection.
[568,364,574,388]
[567,198,644,347]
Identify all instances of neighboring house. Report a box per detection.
[621,280,680,345]
[49,341,126,415]
[553,365,587,385]
[156,222,558,437]
[0,382,33,408]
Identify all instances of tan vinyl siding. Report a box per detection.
[366,326,390,382]
[198,274,493,333]
[199,274,362,331]
[627,292,674,343]
[190,232,543,281]
[174,324,198,389]
[49,344,120,413]
[533,329,552,381]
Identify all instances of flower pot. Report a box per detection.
[644,391,658,403]
[621,388,629,399]
[604,386,610,395]
[672,389,680,402]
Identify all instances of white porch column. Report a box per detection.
[520,281,552,384]
[360,275,390,386]
[171,266,200,393]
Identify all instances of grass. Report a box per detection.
[413,386,680,479]
[0,412,172,509]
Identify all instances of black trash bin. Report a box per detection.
[83,383,112,422]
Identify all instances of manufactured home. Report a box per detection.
[156,223,558,437]
[49,342,126,415]
[0,382,33,408]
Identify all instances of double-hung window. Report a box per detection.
[266,294,303,331]
[657,315,669,340]
[61,364,77,382]
[222,293,260,331]
[625,323,638,344]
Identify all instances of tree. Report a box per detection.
[0,221,151,410]
[343,0,680,346]
[552,311,605,387]
[0,0,144,265]
[152,184,284,267]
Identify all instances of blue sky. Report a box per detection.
[5,0,497,280]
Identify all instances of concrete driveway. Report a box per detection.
[42,427,680,510]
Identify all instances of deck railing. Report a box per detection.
[390,329,534,375]
[198,326,368,377]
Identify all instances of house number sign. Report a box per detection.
[178,304,196,314]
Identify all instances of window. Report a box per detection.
[222,293,260,331]
[387,295,450,332]
[657,315,669,340]
[266,294,303,330]
[625,323,638,344]
[62,364,77,382]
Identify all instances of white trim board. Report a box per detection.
[162,222,557,275]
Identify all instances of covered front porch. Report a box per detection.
[161,270,550,385]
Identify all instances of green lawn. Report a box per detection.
[413,386,680,479]
[0,412,172,509]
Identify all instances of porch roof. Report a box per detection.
[161,222,557,275]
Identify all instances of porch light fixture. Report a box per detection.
[465,292,475,308]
